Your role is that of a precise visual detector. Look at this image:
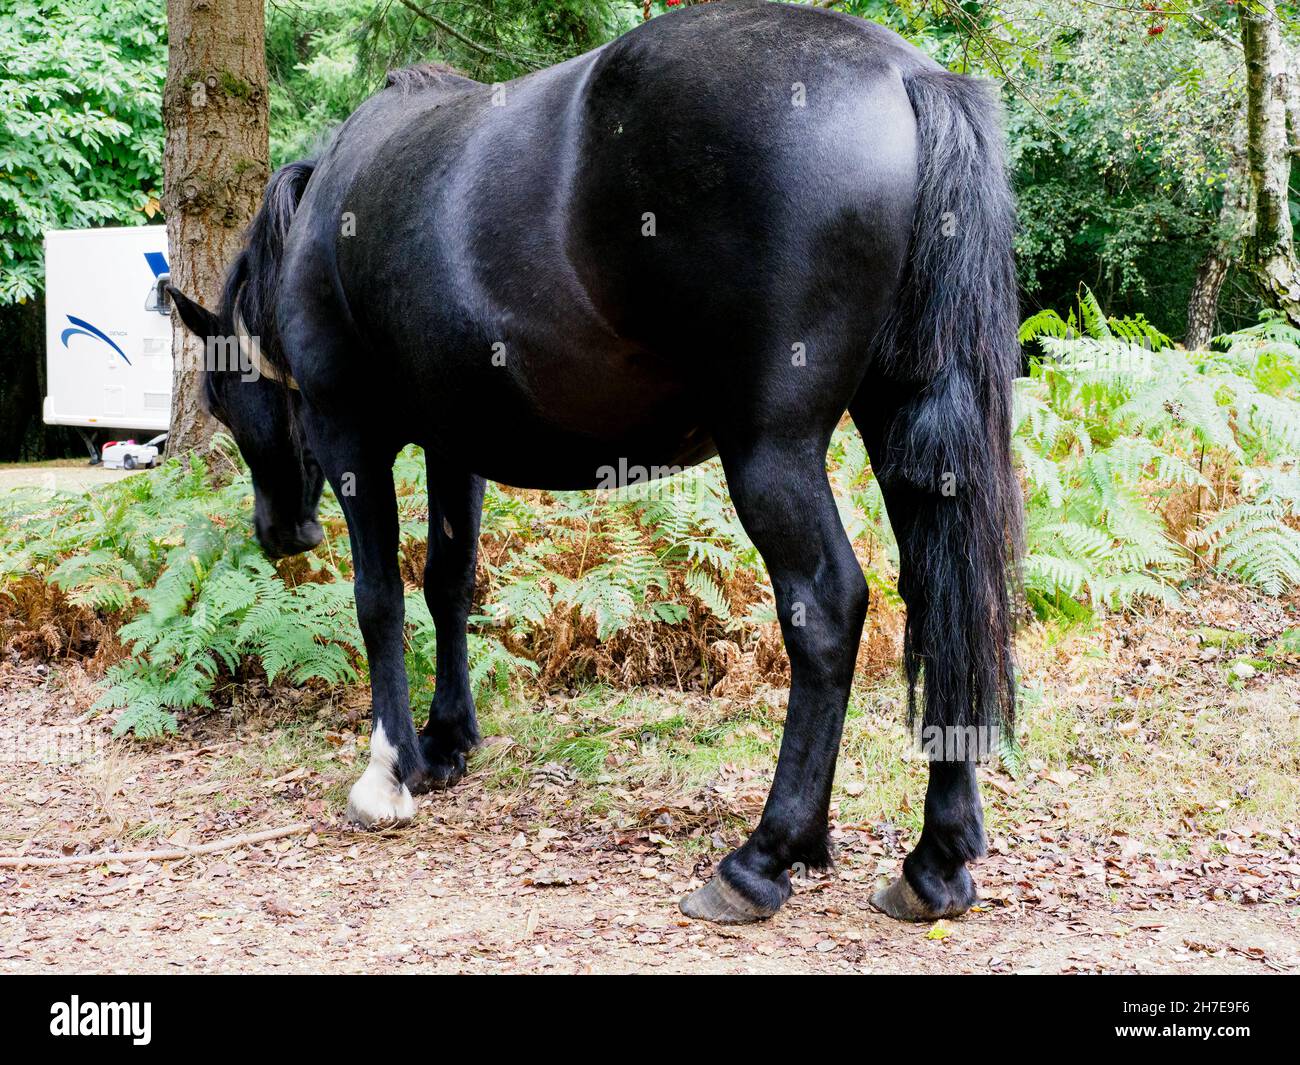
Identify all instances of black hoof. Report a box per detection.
[870,865,977,921]
[412,732,470,794]
[679,864,790,925]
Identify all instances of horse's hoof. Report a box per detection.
[346,775,417,829]
[679,874,782,924]
[870,874,971,921]
[416,732,471,793]
[412,749,467,793]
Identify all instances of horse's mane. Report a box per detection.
[384,61,476,94]
[202,158,316,464]
[206,61,477,419]
[211,160,315,398]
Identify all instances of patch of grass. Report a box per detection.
[125,820,168,842]
[141,609,1293,853]
[456,625,1298,848]
[207,720,353,809]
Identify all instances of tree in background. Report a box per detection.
[0,0,164,303]
[845,0,1264,339]
[1183,119,1250,351]
[1240,1,1300,327]
[265,0,634,165]
[163,0,270,454]
[0,0,164,459]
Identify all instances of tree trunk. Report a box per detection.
[1286,38,1300,160]
[1185,127,1251,350]
[162,0,269,456]
[1184,252,1230,351]
[1239,4,1300,326]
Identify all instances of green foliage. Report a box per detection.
[474,461,767,641]
[1017,288,1300,614]
[266,0,638,165]
[1190,468,1300,596]
[0,443,361,737]
[0,0,165,303]
[837,0,1257,331]
[96,514,360,737]
[1001,2,1246,329]
[404,588,538,712]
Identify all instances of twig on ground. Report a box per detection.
[0,822,311,869]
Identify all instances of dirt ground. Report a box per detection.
[0,461,136,493]
[1,661,1296,974]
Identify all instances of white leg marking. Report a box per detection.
[346,721,417,828]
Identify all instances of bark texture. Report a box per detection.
[1240,5,1300,326]
[1184,125,1251,351]
[1184,251,1230,351]
[163,0,269,455]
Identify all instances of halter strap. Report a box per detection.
[233,293,299,390]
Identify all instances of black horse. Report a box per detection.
[169,0,1020,924]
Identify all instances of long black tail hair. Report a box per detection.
[876,67,1022,743]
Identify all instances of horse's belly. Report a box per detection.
[405,335,715,489]
[440,408,717,491]
[471,426,718,491]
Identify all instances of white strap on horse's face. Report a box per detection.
[234,295,299,390]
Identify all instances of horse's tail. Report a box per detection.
[875,68,1022,753]
[221,158,316,375]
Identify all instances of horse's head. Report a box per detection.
[167,283,325,559]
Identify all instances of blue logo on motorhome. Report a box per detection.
[60,251,170,366]
[144,251,169,278]
[61,315,131,365]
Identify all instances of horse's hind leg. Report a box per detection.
[851,386,990,920]
[876,760,982,919]
[417,463,486,789]
[680,433,867,924]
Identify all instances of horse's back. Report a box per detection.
[281,1,930,484]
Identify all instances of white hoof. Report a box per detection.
[345,722,417,829]
[346,777,416,828]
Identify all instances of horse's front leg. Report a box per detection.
[418,464,486,787]
[314,438,428,827]
[680,435,868,923]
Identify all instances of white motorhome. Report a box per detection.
[43,226,173,446]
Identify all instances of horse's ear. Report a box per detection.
[167,284,219,339]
